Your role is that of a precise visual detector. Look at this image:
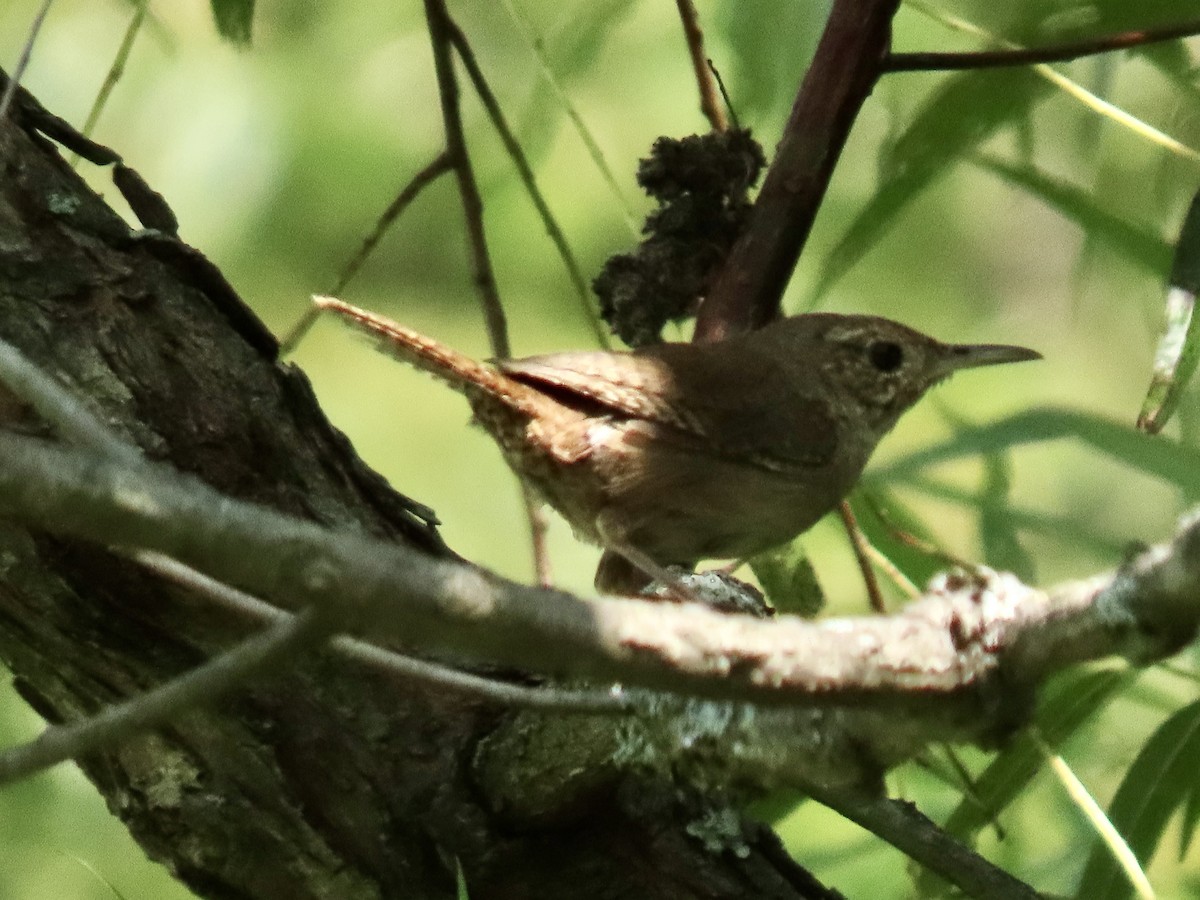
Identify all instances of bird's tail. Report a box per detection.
[313,296,550,418]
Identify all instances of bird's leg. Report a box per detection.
[594,514,698,604]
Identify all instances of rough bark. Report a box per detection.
[0,93,834,898]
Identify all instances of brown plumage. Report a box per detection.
[316,297,1039,593]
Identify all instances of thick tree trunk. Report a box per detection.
[0,89,834,898]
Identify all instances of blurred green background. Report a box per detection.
[1,0,1199,897]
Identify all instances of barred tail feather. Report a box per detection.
[313,296,545,415]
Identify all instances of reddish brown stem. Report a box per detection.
[694,0,902,342]
[674,0,727,132]
[422,0,511,357]
[884,18,1200,72]
[838,501,886,613]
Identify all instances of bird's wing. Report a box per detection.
[500,344,838,471]
[500,351,700,431]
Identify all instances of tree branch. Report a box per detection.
[0,425,1197,770]
[0,606,328,785]
[695,0,902,340]
[885,17,1200,72]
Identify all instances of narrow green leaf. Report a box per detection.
[1075,699,1200,899]
[944,669,1128,839]
[872,407,1200,501]
[815,68,1047,297]
[974,155,1170,276]
[850,490,945,591]
[1043,743,1154,900]
[979,453,1036,582]
[209,0,254,45]
[913,669,1128,898]
[457,858,470,899]
[1180,759,1200,861]
[901,474,1125,559]
[1138,286,1200,434]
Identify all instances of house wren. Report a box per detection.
[315,297,1039,593]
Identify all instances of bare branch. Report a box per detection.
[137,550,630,714]
[445,20,609,349]
[885,17,1200,72]
[0,606,328,785]
[674,0,727,132]
[806,784,1041,900]
[0,330,622,715]
[422,0,509,357]
[695,0,902,340]
[423,0,555,583]
[0,426,1197,741]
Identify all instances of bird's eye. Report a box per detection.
[868,340,904,373]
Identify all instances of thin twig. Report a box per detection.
[805,783,1042,900]
[521,486,554,587]
[137,551,629,714]
[328,150,453,300]
[445,20,610,349]
[0,0,55,123]
[497,0,638,233]
[862,492,973,570]
[935,746,1006,841]
[674,0,727,132]
[423,0,554,578]
[278,151,455,357]
[885,17,1200,72]
[838,501,887,612]
[0,338,140,465]
[75,0,147,155]
[422,0,510,358]
[329,151,454,298]
[0,606,328,786]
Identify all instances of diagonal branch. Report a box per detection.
[674,0,727,132]
[885,17,1200,72]
[423,0,553,582]
[1,423,1197,734]
[695,0,902,340]
[0,606,328,786]
[422,0,509,357]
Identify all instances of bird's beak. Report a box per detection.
[935,342,1042,379]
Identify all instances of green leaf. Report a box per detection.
[913,669,1128,898]
[815,67,1047,297]
[209,0,254,45]
[1075,699,1200,899]
[944,669,1128,840]
[872,407,1200,502]
[749,540,824,617]
[849,490,945,592]
[974,155,1170,276]
[898,474,1125,559]
[979,453,1036,582]
[456,858,470,899]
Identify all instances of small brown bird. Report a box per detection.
[316,297,1039,593]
